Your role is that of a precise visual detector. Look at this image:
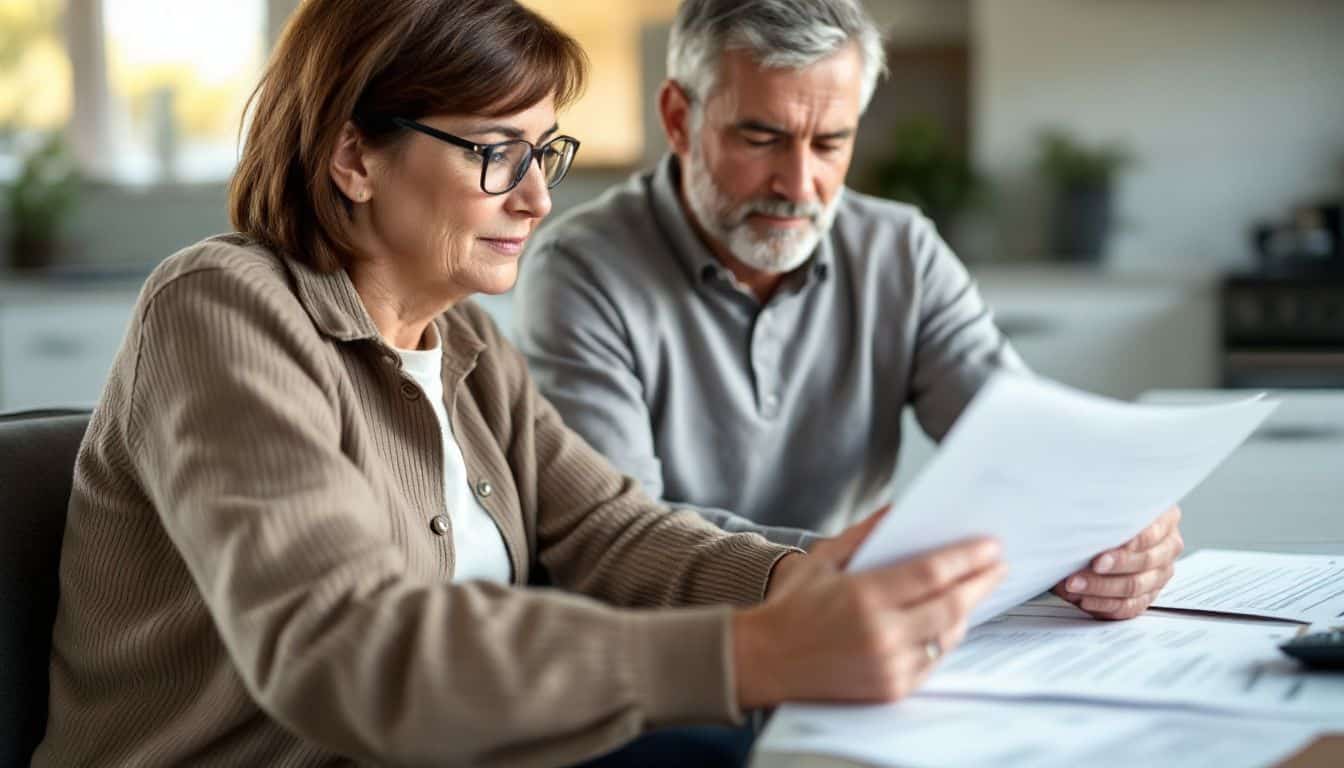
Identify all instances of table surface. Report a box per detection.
[751,389,1344,768]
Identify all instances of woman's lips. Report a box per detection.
[478,237,527,255]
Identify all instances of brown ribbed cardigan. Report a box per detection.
[33,234,796,768]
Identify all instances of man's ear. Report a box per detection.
[329,121,374,203]
[658,79,694,156]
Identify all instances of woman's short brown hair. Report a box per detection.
[229,0,587,272]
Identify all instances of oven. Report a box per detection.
[1221,272,1344,388]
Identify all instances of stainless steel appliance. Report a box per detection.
[1221,272,1344,388]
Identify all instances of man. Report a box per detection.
[516,0,1180,622]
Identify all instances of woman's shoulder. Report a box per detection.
[131,234,327,362]
[140,233,293,307]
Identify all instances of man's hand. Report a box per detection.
[1055,505,1184,620]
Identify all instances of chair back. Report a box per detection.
[0,410,90,766]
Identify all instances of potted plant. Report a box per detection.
[5,132,80,270]
[1037,129,1135,262]
[869,118,982,237]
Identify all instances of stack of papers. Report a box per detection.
[1151,549,1344,624]
[922,604,1344,721]
[756,374,1344,767]
[763,696,1322,768]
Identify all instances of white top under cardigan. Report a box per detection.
[394,326,512,584]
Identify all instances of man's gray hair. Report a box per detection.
[667,0,887,112]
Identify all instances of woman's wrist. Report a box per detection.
[731,606,782,711]
[765,551,805,599]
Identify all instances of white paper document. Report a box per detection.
[1153,549,1344,624]
[920,605,1344,722]
[849,373,1276,626]
[759,696,1321,768]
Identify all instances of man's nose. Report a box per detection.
[769,142,817,204]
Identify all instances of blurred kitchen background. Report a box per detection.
[1,0,1342,417]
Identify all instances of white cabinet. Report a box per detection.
[893,265,1220,491]
[0,286,141,412]
[0,282,516,415]
[975,267,1219,400]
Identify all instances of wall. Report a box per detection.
[63,183,229,266]
[867,0,968,45]
[972,0,1344,273]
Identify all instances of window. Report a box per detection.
[10,1,671,183]
[0,0,72,179]
[522,0,679,168]
[96,0,265,184]
[0,0,268,186]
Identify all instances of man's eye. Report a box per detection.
[487,149,512,164]
[743,136,776,147]
[815,143,842,154]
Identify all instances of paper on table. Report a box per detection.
[848,373,1276,626]
[759,696,1322,768]
[920,605,1344,722]
[1153,549,1344,624]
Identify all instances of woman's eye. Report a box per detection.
[744,136,776,147]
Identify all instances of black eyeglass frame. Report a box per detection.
[391,117,581,195]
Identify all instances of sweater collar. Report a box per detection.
[280,249,486,364]
[282,255,383,342]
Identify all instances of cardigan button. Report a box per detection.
[400,381,421,401]
[476,480,493,498]
[429,515,451,536]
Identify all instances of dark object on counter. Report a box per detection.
[1279,628,1344,671]
[1252,202,1343,275]
[1225,200,1344,388]
[1221,272,1344,388]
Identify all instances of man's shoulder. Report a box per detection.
[829,191,956,281]
[525,170,661,274]
[832,190,933,243]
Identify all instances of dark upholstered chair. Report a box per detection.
[0,410,90,767]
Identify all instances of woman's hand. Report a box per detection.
[737,509,1004,709]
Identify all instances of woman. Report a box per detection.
[33,1,1002,766]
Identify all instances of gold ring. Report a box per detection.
[924,639,942,661]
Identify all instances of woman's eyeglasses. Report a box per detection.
[392,117,580,195]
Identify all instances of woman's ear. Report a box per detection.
[330,121,374,203]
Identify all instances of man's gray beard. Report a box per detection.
[683,139,841,275]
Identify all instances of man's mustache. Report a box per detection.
[729,199,824,226]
